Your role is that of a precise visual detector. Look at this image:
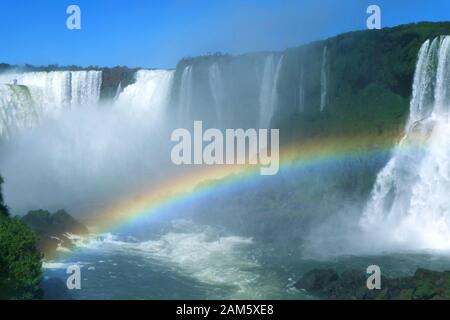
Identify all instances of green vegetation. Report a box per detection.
[179,22,450,244]
[0,176,87,299]
[0,216,42,299]
[22,209,89,259]
[276,22,450,144]
[0,176,42,300]
[23,209,88,237]
[295,268,450,300]
[1,21,450,299]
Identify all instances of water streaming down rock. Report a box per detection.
[259,55,283,128]
[178,65,193,126]
[114,82,123,100]
[115,69,174,119]
[360,36,450,250]
[0,71,102,112]
[0,71,71,117]
[0,71,102,138]
[208,63,225,127]
[70,71,102,107]
[0,84,37,138]
[298,68,305,113]
[320,46,328,112]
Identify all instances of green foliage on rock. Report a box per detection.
[23,209,89,237]
[0,175,42,300]
[170,22,450,246]
[295,268,450,300]
[22,209,89,259]
[276,22,450,144]
[0,216,42,299]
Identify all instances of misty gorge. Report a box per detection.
[3,21,450,300]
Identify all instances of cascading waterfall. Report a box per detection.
[115,69,174,119]
[208,63,225,127]
[0,68,176,138]
[114,82,123,100]
[0,71,71,118]
[360,36,450,250]
[0,84,37,138]
[320,46,328,112]
[178,65,193,125]
[70,71,102,107]
[408,38,439,124]
[259,55,283,128]
[0,70,102,137]
[0,71,102,112]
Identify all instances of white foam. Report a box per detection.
[42,262,71,270]
[68,221,279,298]
[115,69,173,120]
[361,36,450,251]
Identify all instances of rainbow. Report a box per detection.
[84,130,418,234]
[45,129,434,262]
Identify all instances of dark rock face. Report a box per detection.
[22,209,88,259]
[23,209,88,236]
[295,269,339,292]
[100,67,138,100]
[295,269,381,300]
[295,268,450,300]
[0,175,8,217]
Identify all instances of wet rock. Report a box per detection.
[295,268,450,300]
[295,269,338,292]
[22,209,88,258]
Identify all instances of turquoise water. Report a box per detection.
[42,221,450,300]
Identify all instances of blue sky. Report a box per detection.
[1,0,449,68]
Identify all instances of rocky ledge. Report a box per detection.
[22,209,88,259]
[295,268,450,300]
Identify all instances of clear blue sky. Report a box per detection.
[1,0,449,68]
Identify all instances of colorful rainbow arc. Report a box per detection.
[89,132,411,233]
[51,131,429,261]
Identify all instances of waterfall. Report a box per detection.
[114,82,123,100]
[259,55,283,128]
[70,71,102,107]
[0,71,102,113]
[115,69,174,119]
[178,65,193,125]
[360,36,450,250]
[0,70,102,137]
[298,68,305,112]
[320,46,328,112]
[0,84,37,138]
[0,71,71,117]
[208,63,224,127]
